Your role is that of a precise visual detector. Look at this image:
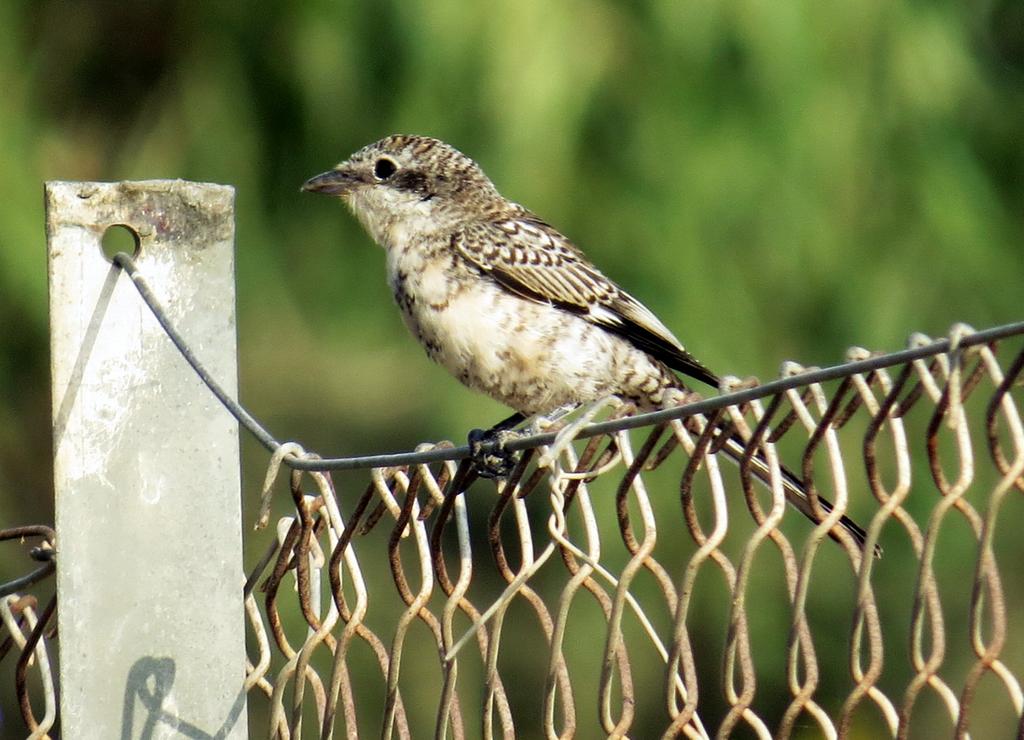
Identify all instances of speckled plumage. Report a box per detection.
[303,135,874,554]
[302,135,714,415]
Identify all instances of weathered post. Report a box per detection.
[46,181,248,738]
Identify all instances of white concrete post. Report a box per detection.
[46,181,248,738]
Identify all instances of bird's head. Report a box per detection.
[303,135,504,248]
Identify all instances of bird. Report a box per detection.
[303,134,874,555]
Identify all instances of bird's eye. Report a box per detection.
[373,158,397,180]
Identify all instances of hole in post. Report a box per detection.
[101,224,140,262]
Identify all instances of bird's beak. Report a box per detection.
[301,166,359,196]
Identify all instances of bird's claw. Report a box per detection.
[468,427,520,479]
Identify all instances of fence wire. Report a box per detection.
[0,526,57,739]
[237,323,1024,739]
[2,249,1023,738]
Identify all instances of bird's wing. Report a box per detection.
[452,217,719,388]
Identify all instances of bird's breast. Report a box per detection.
[385,243,676,414]
[389,257,509,368]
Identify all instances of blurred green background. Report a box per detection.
[1,0,1022,737]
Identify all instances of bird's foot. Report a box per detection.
[467,427,521,479]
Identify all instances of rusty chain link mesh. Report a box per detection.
[0,526,57,739]
[3,323,1023,738]
[240,324,1024,738]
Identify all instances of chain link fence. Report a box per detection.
[3,245,1023,737]
[233,323,1024,738]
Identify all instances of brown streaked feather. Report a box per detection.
[452,216,720,389]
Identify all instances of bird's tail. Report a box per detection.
[708,429,880,558]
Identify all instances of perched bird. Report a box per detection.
[303,134,872,554]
